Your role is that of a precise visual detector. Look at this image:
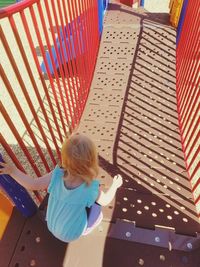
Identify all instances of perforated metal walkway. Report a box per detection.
[79,3,200,235]
[1,3,200,267]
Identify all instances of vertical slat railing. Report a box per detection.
[0,0,100,202]
[176,0,200,218]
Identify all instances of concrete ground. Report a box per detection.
[143,0,170,13]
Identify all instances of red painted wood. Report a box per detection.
[177,0,200,209]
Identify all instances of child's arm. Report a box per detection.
[0,161,52,191]
[96,174,123,206]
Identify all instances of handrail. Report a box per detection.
[0,0,100,203]
[176,0,200,217]
[0,0,38,18]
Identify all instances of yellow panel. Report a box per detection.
[0,190,14,240]
[169,0,184,27]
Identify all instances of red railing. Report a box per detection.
[118,0,140,7]
[176,0,200,217]
[0,0,100,201]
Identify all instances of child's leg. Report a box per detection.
[83,203,103,235]
[86,203,101,227]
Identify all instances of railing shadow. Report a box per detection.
[98,3,199,232]
[96,3,200,267]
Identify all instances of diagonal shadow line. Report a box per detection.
[141,37,174,60]
[37,110,63,126]
[116,156,194,206]
[142,28,176,48]
[136,47,175,67]
[137,37,174,59]
[118,131,187,179]
[98,5,200,267]
[121,122,182,159]
[118,131,185,171]
[122,116,181,151]
[118,133,186,170]
[21,115,62,140]
[136,54,176,79]
[131,78,176,102]
[100,152,182,196]
[139,32,175,56]
[132,80,177,102]
[106,10,178,149]
[157,26,177,37]
[138,44,176,70]
[99,155,197,218]
[129,87,176,109]
[134,63,176,85]
[126,97,177,124]
[134,59,176,81]
[124,104,179,133]
[131,71,175,94]
[100,9,199,228]
[117,143,190,195]
[127,89,178,117]
[117,164,197,215]
[30,123,62,145]
[142,22,177,41]
[141,35,175,58]
[133,67,175,91]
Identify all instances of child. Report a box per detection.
[0,133,123,242]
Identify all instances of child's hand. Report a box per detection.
[0,161,17,176]
[113,174,123,189]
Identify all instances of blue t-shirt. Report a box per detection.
[46,166,100,242]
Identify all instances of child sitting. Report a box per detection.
[0,133,123,242]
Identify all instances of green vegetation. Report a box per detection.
[0,0,16,8]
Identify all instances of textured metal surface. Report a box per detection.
[78,2,200,236]
[102,187,200,235]
[7,215,200,267]
[0,208,26,267]
[108,220,200,252]
[8,213,67,267]
[62,222,200,267]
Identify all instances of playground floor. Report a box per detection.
[1,2,200,267]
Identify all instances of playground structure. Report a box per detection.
[0,0,199,266]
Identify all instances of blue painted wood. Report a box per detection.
[98,0,104,35]
[176,0,189,45]
[0,154,37,217]
[140,0,145,7]
[103,0,109,11]
[41,19,84,75]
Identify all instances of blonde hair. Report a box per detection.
[61,133,99,185]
